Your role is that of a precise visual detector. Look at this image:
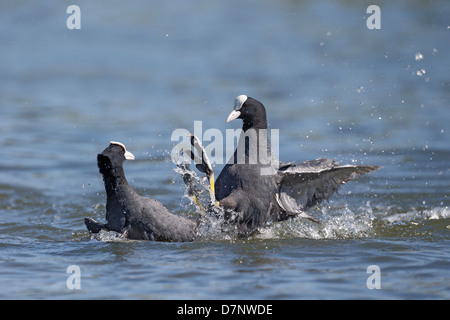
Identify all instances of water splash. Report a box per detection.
[175,165,376,240]
[176,165,449,241]
[255,202,376,240]
[92,229,131,242]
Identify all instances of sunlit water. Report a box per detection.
[0,0,449,299]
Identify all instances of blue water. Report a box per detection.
[0,0,449,299]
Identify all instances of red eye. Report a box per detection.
[119,151,123,154]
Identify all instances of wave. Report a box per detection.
[382,206,450,223]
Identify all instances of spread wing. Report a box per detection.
[277,158,379,220]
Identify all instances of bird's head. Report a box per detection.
[226,95,267,131]
[97,141,135,172]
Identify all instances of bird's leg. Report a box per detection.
[176,162,207,211]
[188,134,219,206]
[208,171,219,206]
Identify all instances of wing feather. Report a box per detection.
[278,158,379,214]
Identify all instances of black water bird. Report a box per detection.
[208,95,379,232]
[85,142,197,241]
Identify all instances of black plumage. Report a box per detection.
[214,95,379,232]
[215,96,278,231]
[85,142,197,242]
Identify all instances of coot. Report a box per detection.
[85,142,197,241]
[193,95,379,233]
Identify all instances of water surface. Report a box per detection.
[0,0,449,299]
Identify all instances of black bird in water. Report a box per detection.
[187,95,379,233]
[85,142,197,241]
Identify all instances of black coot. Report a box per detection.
[213,95,379,232]
[85,142,197,242]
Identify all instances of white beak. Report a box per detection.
[124,150,135,160]
[226,109,241,123]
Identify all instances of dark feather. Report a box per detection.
[278,158,379,215]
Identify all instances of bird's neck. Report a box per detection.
[234,125,274,166]
[98,158,136,199]
[242,116,267,132]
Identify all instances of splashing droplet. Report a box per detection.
[416,69,426,76]
[415,52,424,61]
